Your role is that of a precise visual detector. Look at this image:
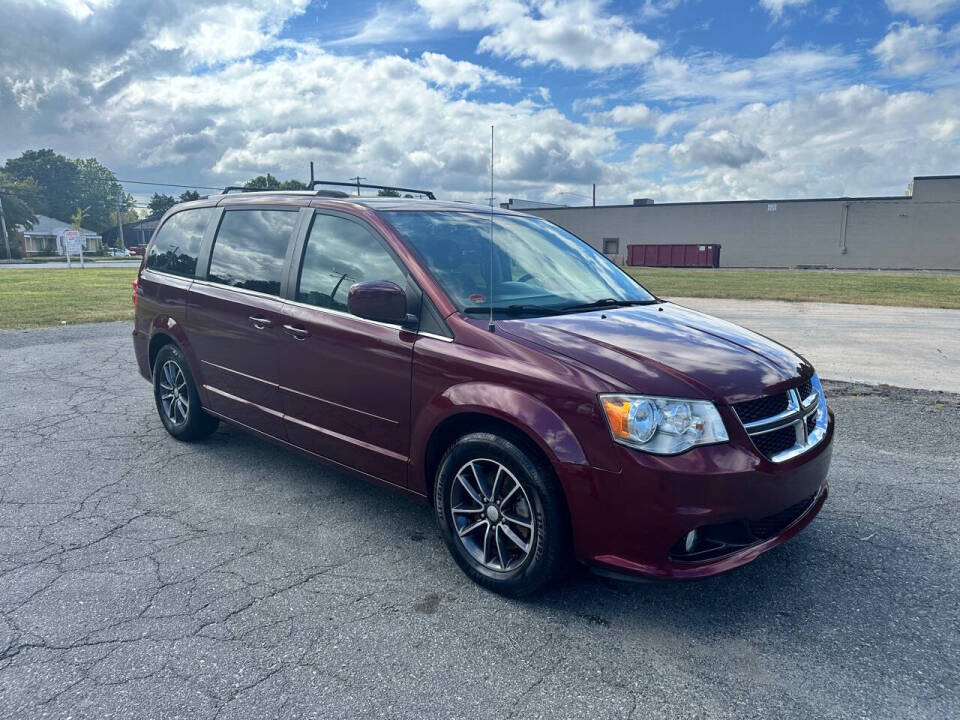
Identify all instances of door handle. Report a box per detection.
[249,316,273,329]
[282,324,311,340]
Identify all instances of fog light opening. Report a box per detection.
[683,529,698,554]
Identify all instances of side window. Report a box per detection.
[146,208,213,277]
[297,214,406,312]
[207,209,299,296]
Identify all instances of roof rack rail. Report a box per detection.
[308,179,436,200]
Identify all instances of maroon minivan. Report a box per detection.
[133,186,833,596]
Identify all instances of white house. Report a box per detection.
[20,215,102,256]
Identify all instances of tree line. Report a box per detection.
[0,149,405,258]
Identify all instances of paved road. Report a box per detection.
[1,323,957,719]
[671,297,960,394]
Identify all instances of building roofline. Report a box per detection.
[913,174,960,180]
[524,194,914,211]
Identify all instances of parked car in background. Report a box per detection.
[132,186,834,596]
[108,247,131,257]
[129,245,147,256]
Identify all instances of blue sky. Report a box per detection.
[1,0,958,205]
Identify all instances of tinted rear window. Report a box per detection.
[207,210,299,296]
[146,208,213,277]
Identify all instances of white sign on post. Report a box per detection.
[62,229,85,268]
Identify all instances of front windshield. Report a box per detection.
[381,211,656,315]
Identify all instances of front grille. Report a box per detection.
[733,392,789,424]
[748,494,816,539]
[751,425,797,458]
[733,376,827,463]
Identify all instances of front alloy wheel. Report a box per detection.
[450,458,535,572]
[435,432,569,597]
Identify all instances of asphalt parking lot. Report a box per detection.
[1,322,958,719]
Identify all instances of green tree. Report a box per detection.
[179,190,200,202]
[377,188,401,197]
[2,149,129,233]
[0,171,40,231]
[0,172,41,259]
[243,173,281,190]
[242,174,306,190]
[72,157,126,232]
[3,149,77,221]
[148,193,177,217]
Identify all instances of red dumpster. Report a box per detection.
[627,244,720,268]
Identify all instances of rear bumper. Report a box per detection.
[132,328,151,381]
[557,410,834,580]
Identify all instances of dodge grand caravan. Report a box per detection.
[133,186,834,596]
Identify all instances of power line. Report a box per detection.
[118,179,225,191]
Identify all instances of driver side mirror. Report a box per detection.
[347,280,417,328]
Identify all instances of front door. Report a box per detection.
[187,207,300,439]
[275,211,416,486]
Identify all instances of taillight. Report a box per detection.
[132,279,138,309]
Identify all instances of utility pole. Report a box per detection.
[116,192,125,251]
[309,161,315,188]
[0,195,11,260]
[349,176,366,196]
[592,183,596,207]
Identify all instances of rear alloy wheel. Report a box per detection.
[152,344,219,441]
[435,432,569,597]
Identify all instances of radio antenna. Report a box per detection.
[488,125,496,333]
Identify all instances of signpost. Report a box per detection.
[62,229,85,268]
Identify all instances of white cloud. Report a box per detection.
[640,47,860,104]
[150,1,311,64]
[885,0,960,21]
[872,22,960,75]
[94,47,619,195]
[759,0,811,20]
[325,4,432,46]
[416,52,520,91]
[588,103,681,135]
[669,129,767,169]
[418,0,659,70]
[624,84,960,201]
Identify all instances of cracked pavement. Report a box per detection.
[0,321,957,719]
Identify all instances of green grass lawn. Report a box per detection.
[627,267,960,309]
[0,266,957,331]
[0,267,138,330]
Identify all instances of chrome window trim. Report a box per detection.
[191,276,282,301]
[417,331,455,343]
[151,272,453,341]
[281,296,405,331]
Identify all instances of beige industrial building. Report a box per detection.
[513,175,960,270]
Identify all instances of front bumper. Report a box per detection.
[556,409,834,580]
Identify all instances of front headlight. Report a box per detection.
[599,394,729,455]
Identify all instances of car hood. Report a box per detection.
[497,302,811,403]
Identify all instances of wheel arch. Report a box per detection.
[414,382,588,504]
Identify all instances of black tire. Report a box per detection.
[434,431,569,597]
[152,344,219,441]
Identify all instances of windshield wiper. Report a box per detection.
[463,304,566,316]
[560,298,660,312]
